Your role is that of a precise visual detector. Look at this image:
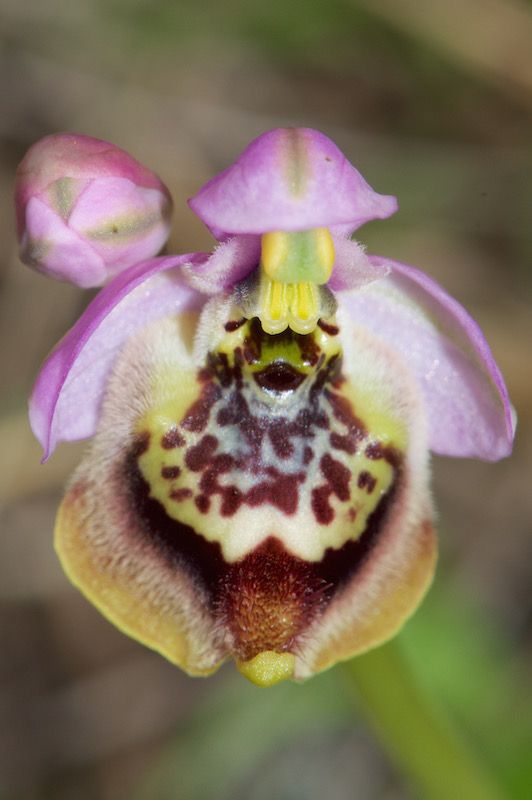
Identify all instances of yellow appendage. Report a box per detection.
[237,651,296,687]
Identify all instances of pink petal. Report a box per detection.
[181,234,261,293]
[29,253,207,460]
[328,236,389,291]
[189,128,397,237]
[339,257,515,460]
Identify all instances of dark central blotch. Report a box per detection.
[220,537,329,660]
[253,360,306,393]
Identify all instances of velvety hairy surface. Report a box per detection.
[55,309,435,678]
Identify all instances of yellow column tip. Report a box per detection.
[236,651,296,687]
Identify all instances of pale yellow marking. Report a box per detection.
[237,651,296,686]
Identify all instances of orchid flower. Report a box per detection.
[18,128,514,687]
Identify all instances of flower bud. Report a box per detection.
[15,134,173,288]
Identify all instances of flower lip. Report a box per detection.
[188,127,397,238]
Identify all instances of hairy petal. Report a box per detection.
[182,234,261,293]
[189,128,397,237]
[29,253,207,460]
[328,236,390,291]
[340,257,515,460]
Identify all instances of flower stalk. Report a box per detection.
[342,640,506,800]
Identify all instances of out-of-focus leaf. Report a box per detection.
[400,570,532,799]
[134,667,352,800]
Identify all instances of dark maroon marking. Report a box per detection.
[161,465,181,479]
[269,419,295,460]
[220,486,243,517]
[192,431,303,516]
[224,318,246,332]
[246,470,304,515]
[325,389,366,436]
[317,319,339,336]
[170,487,193,502]
[348,508,358,522]
[310,454,352,526]
[358,470,377,493]
[303,445,314,464]
[321,454,350,501]
[131,431,150,457]
[311,484,335,525]
[181,381,221,434]
[241,319,264,365]
[195,494,210,513]
[161,428,185,449]
[185,435,219,471]
[254,362,306,394]
[330,431,358,455]
[325,387,366,457]
[209,351,234,388]
[365,442,402,470]
[297,332,321,367]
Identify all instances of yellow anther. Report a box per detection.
[289,282,320,334]
[293,282,315,321]
[237,651,296,686]
[269,279,287,322]
[261,228,335,285]
[259,278,289,334]
[256,273,329,336]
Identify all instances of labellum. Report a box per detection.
[55,295,434,686]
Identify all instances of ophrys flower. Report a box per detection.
[20,128,514,685]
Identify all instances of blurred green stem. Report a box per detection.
[341,639,506,800]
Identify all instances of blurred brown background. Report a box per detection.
[1,1,531,798]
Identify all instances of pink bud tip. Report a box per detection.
[15,133,173,288]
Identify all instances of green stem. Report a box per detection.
[341,639,506,800]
